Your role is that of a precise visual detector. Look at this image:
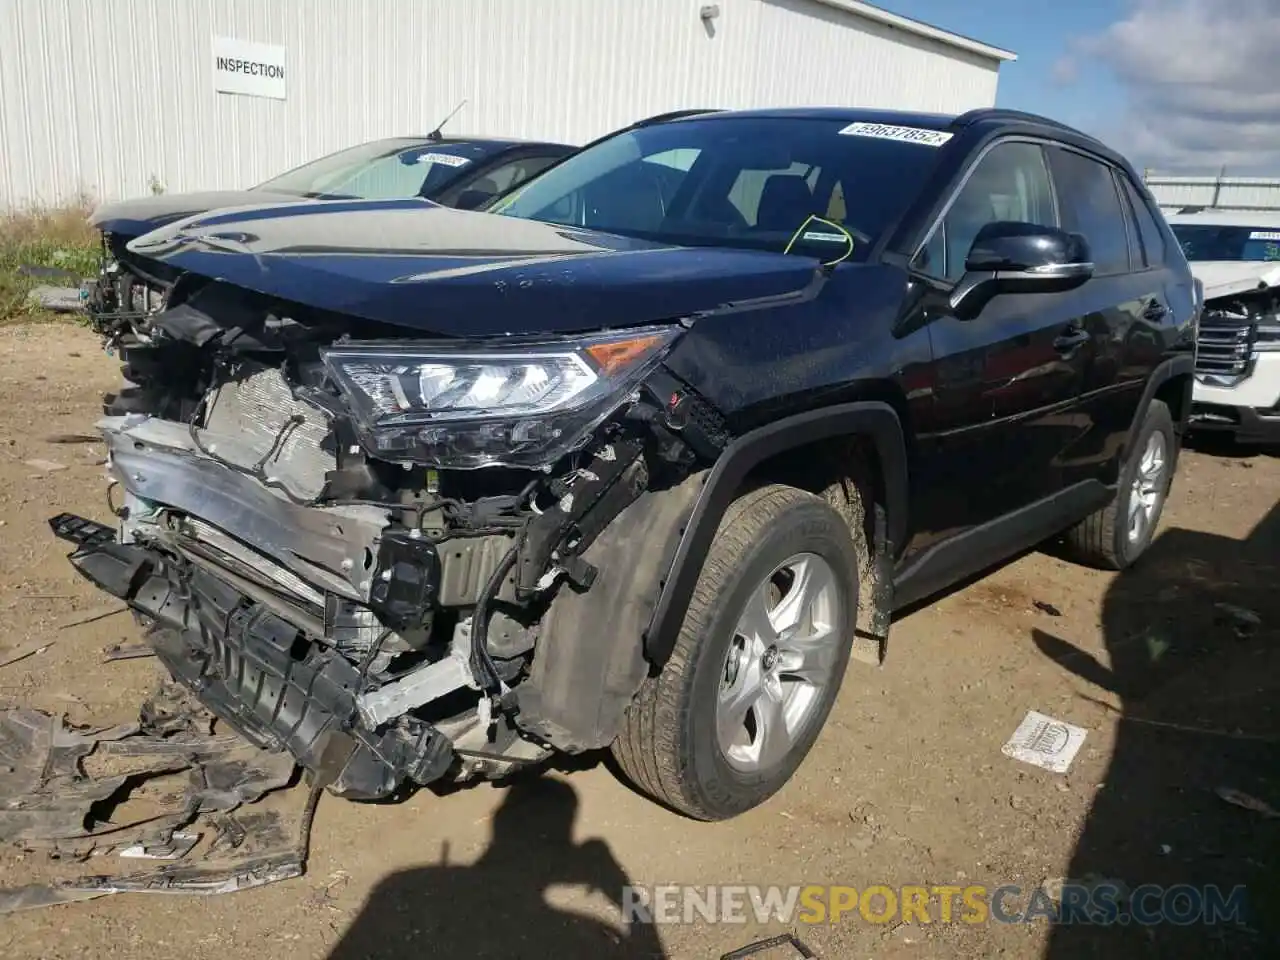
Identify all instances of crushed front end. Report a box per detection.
[54,279,725,800]
[1191,279,1280,442]
[83,229,175,348]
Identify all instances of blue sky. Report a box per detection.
[875,0,1120,132]
[873,0,1280,174]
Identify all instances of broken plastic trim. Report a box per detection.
[0,784,321,914]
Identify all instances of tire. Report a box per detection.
[1064,399,1176,570]
[611,483,859,821]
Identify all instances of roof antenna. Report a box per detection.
[428,99,467,140]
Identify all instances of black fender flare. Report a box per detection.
[643,401,909,668]
[1125,354,1195,458]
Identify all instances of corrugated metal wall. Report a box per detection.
[1144,173,1280,211]
[0,0,1001,209]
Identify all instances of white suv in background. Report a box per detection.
[1169,208,1280,444]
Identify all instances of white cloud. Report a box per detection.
[1071,0,1280,173]
[1050,55,1079,86]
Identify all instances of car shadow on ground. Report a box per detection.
[1033,503,1280,958]
[1183,432,1279,461]
[325,773,669,960]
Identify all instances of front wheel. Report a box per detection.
[611,484,859,821]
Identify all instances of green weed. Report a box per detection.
[0,198,99,325]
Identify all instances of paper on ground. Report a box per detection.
[1002,710,1087,774]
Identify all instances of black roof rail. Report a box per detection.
[558,109,723,160]
[951,107,1088,138]
[631,108,723,128]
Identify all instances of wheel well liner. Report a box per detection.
[643,401,909,668]
[1129,355,1194,455]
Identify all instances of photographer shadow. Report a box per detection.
[326,775,667,959]
[1034,504,1280,957]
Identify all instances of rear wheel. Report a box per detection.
[611,484,858,821]
[1064,399,1176,570]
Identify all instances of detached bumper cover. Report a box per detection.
[58,527,453,800]
[1189,402,1280,442]
[1191,351,1280,441]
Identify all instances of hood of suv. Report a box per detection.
[127,198,827,336]
[1188,260,1280,301]
[92,189,307,239]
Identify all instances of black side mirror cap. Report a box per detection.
[951,221,1094,320]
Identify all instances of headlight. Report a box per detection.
[322,325,681,469]
[1255,316,1280,352]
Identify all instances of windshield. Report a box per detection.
[1172,224,1280,262]
[491,117,946,257]
[255,139,499,200]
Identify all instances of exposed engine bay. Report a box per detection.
[57,276,728,801]
[84,231,176,347]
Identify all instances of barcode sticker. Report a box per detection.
[838,122,953,147]
[415,152,471,167]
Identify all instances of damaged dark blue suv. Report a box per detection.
[53,107,1197,821]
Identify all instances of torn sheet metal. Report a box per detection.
[119,832,201,860]
[0,856,303,913]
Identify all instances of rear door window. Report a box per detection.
[1046,147,1131,275]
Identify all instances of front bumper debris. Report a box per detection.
[52,516,455,800]
[0,691,313,914]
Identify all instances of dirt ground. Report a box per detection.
[0,323,1276,960]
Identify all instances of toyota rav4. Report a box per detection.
[51,107,1198,821]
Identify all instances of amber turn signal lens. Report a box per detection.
[584,333,667,376]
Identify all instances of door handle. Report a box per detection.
[1143,299,1169,322]
[1052,326,1090,353]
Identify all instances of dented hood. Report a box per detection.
[1189,260,1280,301]
[91,189,306,239]
[126,198,827,336]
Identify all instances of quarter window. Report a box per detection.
[1121,176,1167,268]
[915,141,1057,282]
[1047,148,1131,275]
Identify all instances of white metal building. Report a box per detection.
[1144,172,1280,213]
[0,0,1015,209]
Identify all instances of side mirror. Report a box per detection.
[454,189,496,211]
[950,221,1094,320]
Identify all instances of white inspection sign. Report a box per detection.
[213,36,286,100]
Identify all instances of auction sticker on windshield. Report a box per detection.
[838,122,953,147]
[415,152,471,167]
